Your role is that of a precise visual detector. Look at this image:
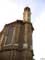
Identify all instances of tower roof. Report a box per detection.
[24,7,31,11]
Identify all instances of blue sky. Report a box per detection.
[0,0,45,60]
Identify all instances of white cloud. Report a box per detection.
[0,0,8,31]
[33,10,45,60]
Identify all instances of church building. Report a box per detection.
[0,7,34,60]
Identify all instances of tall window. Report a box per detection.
[5,25,13,45]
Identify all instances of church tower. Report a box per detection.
[0,7,34,60]
[23,7,34,60]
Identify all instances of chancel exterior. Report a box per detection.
[0,7,34,60]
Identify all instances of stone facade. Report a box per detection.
[0,7,34,60]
